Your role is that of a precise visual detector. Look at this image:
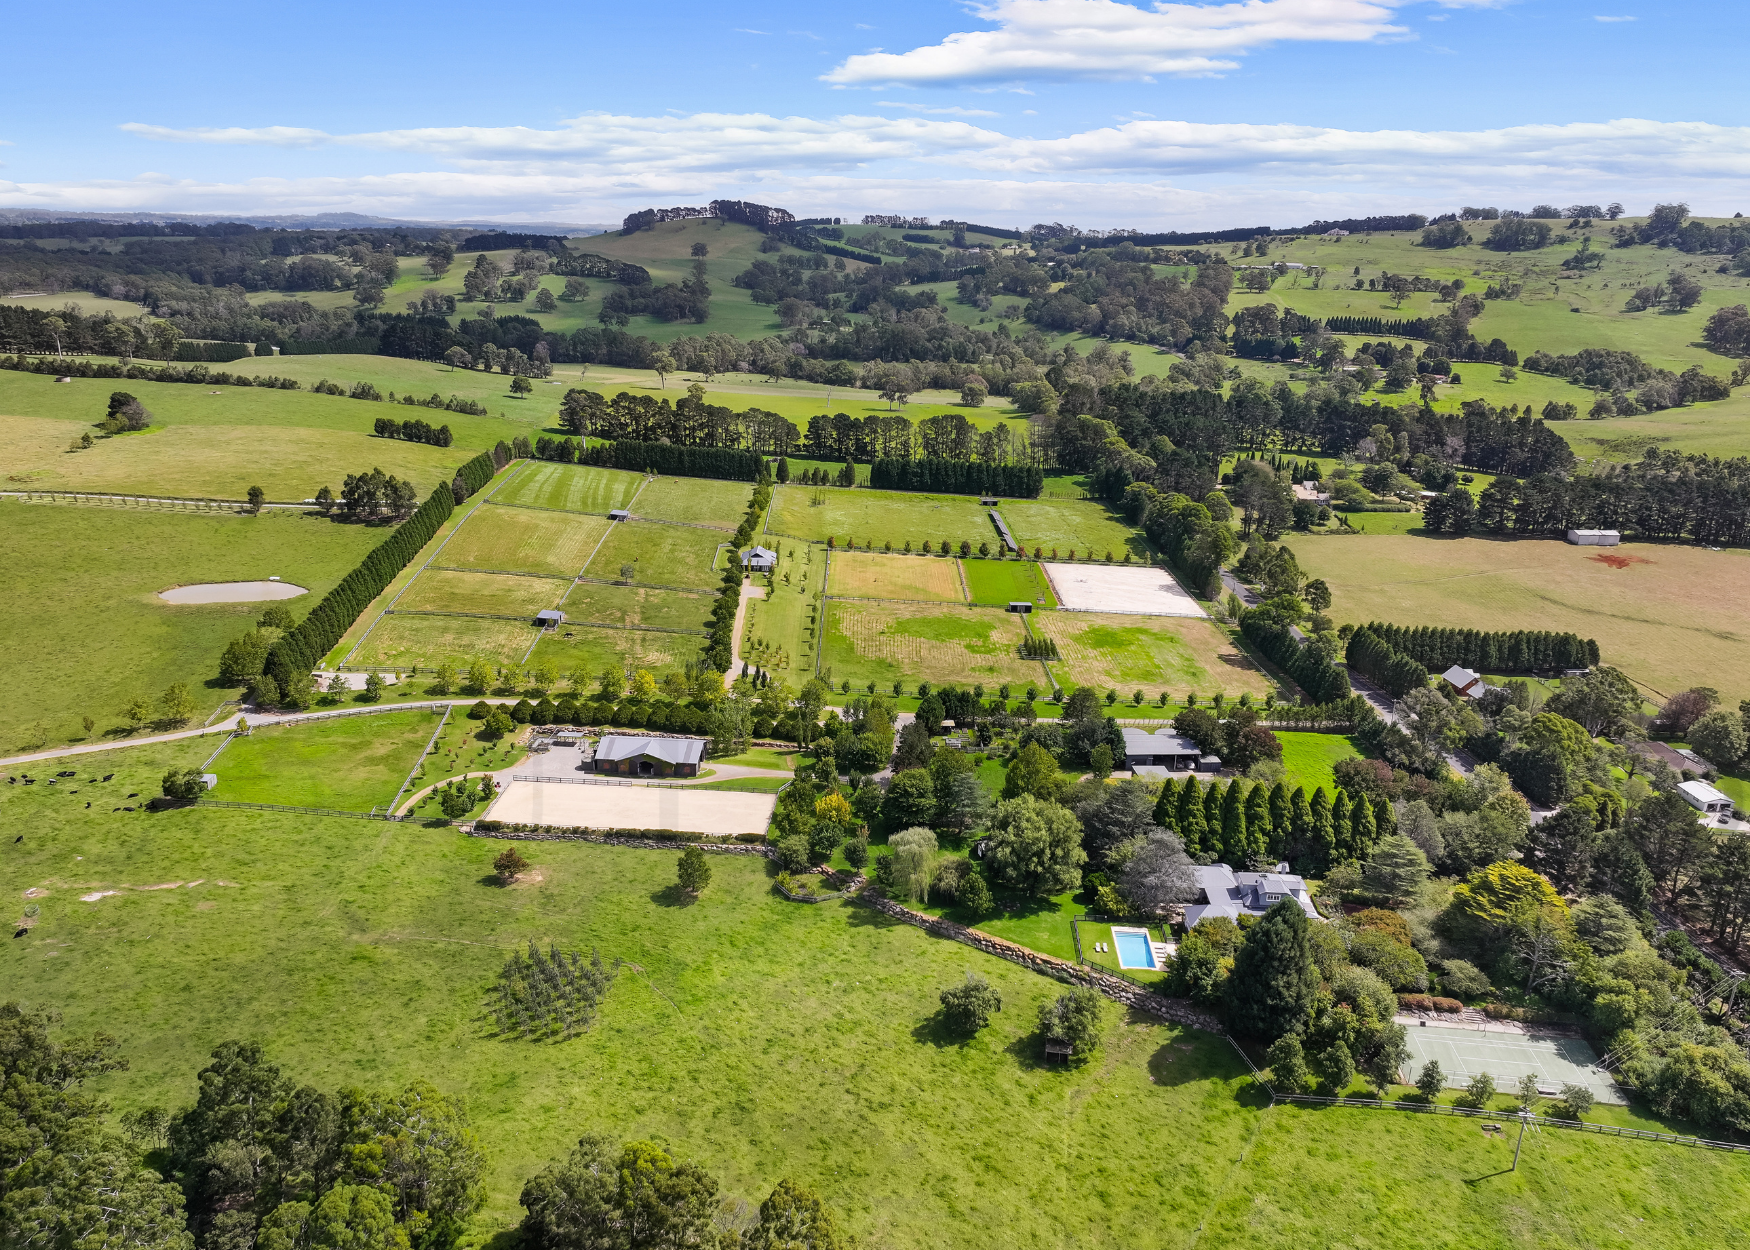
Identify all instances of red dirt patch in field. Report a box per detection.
[1590,553,1652,569]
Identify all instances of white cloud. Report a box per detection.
[877,101,1002,116]
[823,0,1416,84]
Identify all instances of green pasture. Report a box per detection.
[492,461,644,515]
[963,557,1056,606]
[1000,498,1148,560]
[526,622,705,682]
[1275,731,1366,794]
[767,484,994,546]
[1291,533,1750,704]
[12,735,1749,1247]
[0,499,384,753]
[631,474,752,528]
[1031,612,1275,699]
[442,504,610,579]
[821,601,1041,691]
[351,612,536,671]
[555,582,712,632]
[208,708,442,811]
[582,521,726,591]
[396,568,566,618]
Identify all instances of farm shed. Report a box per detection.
[1566,529,1621,546]
[1679,779,1734,816]
[593,734,706,778]
[535,609,565,628]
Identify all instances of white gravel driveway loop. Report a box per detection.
[485,780,777,835]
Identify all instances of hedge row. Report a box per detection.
[1240,614,1351,704]
[172,341,253,363]
[583,439,761,481]
[705,474,769,670]
[1345,626,1430,699]
[1360,622,1599,674]
[0,354,300,388]
[868,457,1044,498]
[452,449,499,502]
[266,483,457,688]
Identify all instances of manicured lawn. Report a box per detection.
[826,550,965,602]
[962,557,1056,607]
[694,776,790,792]
[396,568,567,618]
[555,582,712,632]
[712,747,796,771]
[492,462,645,515]
[351,612,536,669]
[443,503,611,579]
[767,484,991,546]
[1031,612,1275,699]
[1292,534,1750,703]
[821,601,1042,691]
[1000,498,1149,560]
[582,520,725,591]
[631,475,752,528]
[7,733,1748,1247]
[1276,731,1366,794]
[0,499,384,752]
[1333,510,1427,536]
[207,708,443,811]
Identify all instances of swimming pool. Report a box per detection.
[1112,927,1157,970]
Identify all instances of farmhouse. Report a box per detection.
[1679,779,1734,817]
[1566,529,1621,546]
[593,734,706,777]
[741,545,777,572]
[1121,727,1214,773]
[1184,864,1318,927]
[1440,665,1492,700]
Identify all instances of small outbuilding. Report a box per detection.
[535,609,565,628]
[1006,600,1032,614]
[608,508,631,521]
[741,545,777,572]
[593,734,706,778]
[1121,728,1203,771]
[1566,529,1621,546]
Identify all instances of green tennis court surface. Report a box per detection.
[1400,1022,1621,1104]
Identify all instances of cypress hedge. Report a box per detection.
[265,483,456,688]
[1344,626,1429,698]
[1240,615,1351,704]
[868,457,1043,499]
[583,440,760,481]
[1360,622,1599,673]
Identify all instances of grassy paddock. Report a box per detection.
[395,568,566,618]
[1275,731,1366,793]
[443,504,611,579]
[208,708,443,810]
[0,499,385,751]
[1291,534,1750,702]
[1032,612,1274,699]
[1000,498,1148,560]
[492,462,644,515]
[631,475,752,528]
[962,558,1056,607]
[352,613,536,670]
[582,521,725,591]
[821,601,1041,690]
[741,579,822,678]
[527,623,705,683]
[767,484,992,546]
[826,550,965,602]
[554,582,712,632]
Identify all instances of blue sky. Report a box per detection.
[2,0,1746,227]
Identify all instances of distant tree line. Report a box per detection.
[582,439,763,482]
[560,388,799,456]
[867,458,1044,497]
[1466,451,1750,546]
[372,415,453,446]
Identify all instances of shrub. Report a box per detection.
[1439,959,1493,999]
[1552,1083,1595,1121]
[774,834,811,873]
[957,870,992,915]
[1038,987,1105,1059]
[494,846,529,882]
[1396,994,1462,1013]
[1457,1071,1496,1108]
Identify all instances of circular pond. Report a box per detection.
[158,581,309,604]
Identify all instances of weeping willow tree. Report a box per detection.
[491,941,619,1040]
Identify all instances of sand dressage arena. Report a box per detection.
[159,580,308,604]
[1042,563,1205,617]
[485,779,777,835]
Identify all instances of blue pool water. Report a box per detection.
[1113,929,1156,969]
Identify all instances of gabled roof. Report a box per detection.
[1680,779,1732,806]
[1120,727,1202,756]
[1185,863,1318,926]
[1441,665,1481,688]
[596,735,706,765]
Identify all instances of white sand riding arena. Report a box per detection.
[159,580,308,604]
[485,779,777,835]
[1042,563,1205,617]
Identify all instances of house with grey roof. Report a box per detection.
[593,734,707,778]
[1183,863,1319,928]
[741,545,777,572]
[1121,727,1218,773]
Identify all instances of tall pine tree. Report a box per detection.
[1309,787,1335,872]
[1220,782,1249,865]
[1177,780,1208,857]
[1244,784,1273,862]
[1225,897,1319,1040]
[1331,789,1354,862]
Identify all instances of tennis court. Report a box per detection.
[1399,1022,1620,1104]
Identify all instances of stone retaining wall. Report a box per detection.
[854,892,1220,1032]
